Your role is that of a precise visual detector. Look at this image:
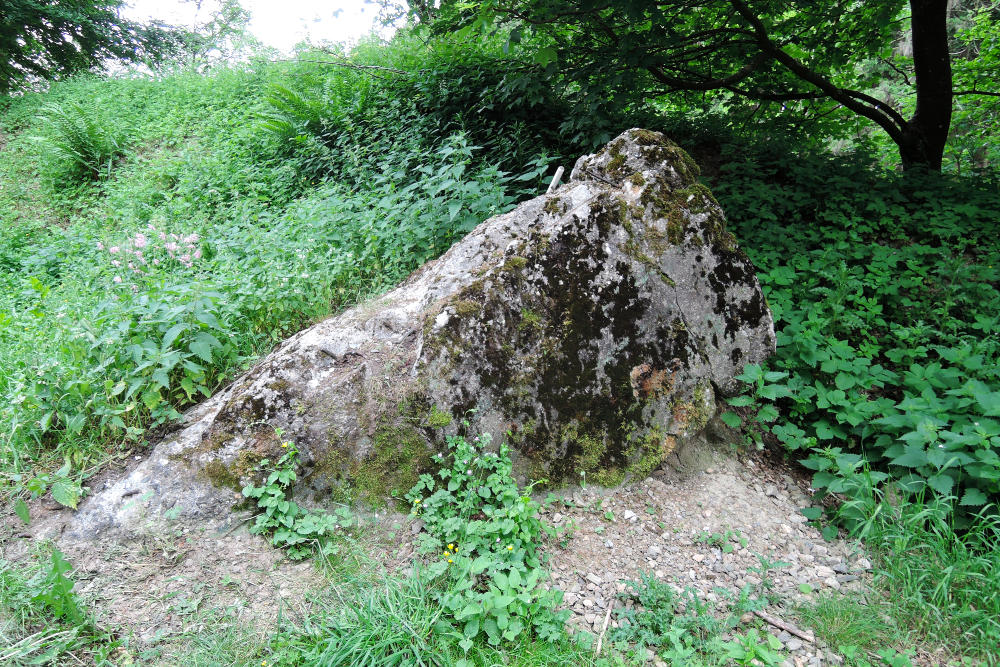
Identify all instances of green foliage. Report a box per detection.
[258,33,586,183]
[713,146,1000,658]
[608,572,773,666]
[0,0,179,95]
[694,528,747,554]
[0,548,119,664]
[21,457,85,510]
[406,432,569,647]
[30,548,86,626]
[0,66,526,500]
[714,148,1000,519]
[805,467,1000,658]
[33,100,131,182]
[720,629,784,666]
[263,574,620,667]
[242,433,353,560]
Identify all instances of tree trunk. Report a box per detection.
[902,0,953,170]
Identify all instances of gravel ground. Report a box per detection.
[3,438,873,665]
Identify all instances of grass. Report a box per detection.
[860,498,1000,658]
[0,547,123,664]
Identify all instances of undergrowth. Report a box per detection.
[713,146,1000,658]
[0,50,548,503]
[3,17,1000,666]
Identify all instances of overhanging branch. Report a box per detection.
[728,0,906,144]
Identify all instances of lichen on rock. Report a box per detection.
[66,128,775,538]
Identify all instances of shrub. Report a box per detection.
[33,100,130,182]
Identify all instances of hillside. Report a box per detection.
[2,15,1000,667]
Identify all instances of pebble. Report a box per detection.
[814,565,835,578]
[536,458,866,658]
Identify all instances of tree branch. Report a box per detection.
[728,0,906,143]
[953,89,1000,97]
[647,51,770,91]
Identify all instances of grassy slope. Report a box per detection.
[0,60,521,486]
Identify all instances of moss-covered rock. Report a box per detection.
[65,129,775,539]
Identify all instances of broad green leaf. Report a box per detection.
[960,487,989,506]
[456,603,481,620]
[161,323,187,350]
[533,47,558,66]
[190,340,213,363]
[51,480,81,509]
[720,411,742,428]
[15,498,30,524]
[927,473,954,495]
[889,444,927,469]
[756,404,779,422]
[799,506,822,520]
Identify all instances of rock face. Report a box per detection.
[68,128,774,538]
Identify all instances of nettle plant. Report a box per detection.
[406,433,569,649]
[242,432,353,560]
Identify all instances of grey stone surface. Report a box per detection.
[64,128,774,539]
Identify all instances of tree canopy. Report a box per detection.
[0,0,177,95]
[410,0,999,171]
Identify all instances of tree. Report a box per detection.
[0,0,177,95]
[410,0,998,171]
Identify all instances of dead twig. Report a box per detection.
[753,609,814,643]
[594,601,615,656]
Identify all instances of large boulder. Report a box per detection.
[69,128,774,537]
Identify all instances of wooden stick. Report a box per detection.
[546,166,565,194]
[594,601,614,656]
[753,609,814,643]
